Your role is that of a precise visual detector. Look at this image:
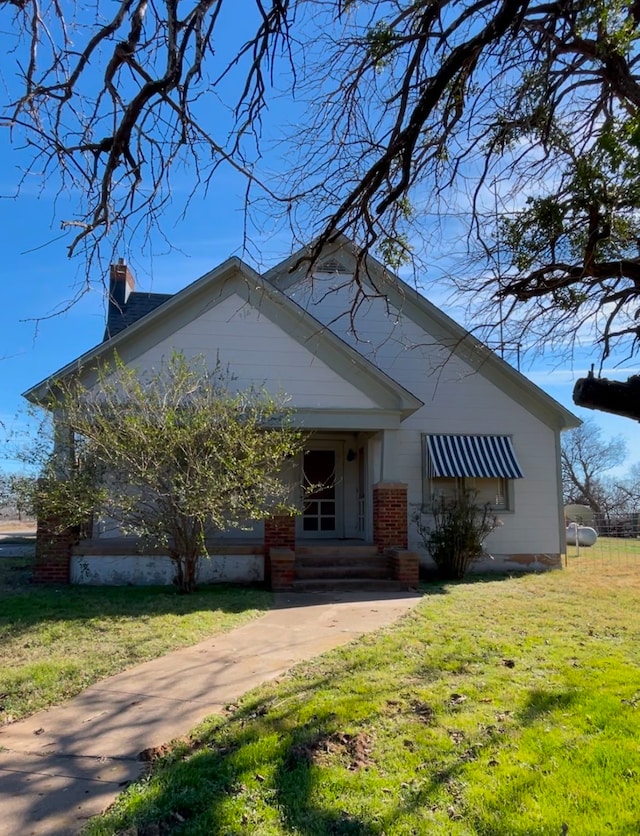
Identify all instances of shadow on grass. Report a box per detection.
[0,577,272,637]
[518,687,579,724]
[90,660,392,835]
[88,626,587,836]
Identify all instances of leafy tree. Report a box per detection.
[4,1,640,415]
[561,419,626,513]
[31,353,303,592]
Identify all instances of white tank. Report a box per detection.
[566,523,598,547]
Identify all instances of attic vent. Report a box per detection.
[316,257,351,274]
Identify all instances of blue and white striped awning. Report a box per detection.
[426,435,524,479]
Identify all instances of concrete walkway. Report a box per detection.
[0,590,422,835]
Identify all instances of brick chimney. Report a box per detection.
[104,259,136,340]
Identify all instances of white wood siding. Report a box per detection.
[131,293,379,410]
[289,274,564,556]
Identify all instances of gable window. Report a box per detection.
[423,434,524,512]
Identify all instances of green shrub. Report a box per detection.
[416,490,500,579]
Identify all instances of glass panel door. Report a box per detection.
[302,449,337,534]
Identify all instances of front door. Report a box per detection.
[300,446,344,538]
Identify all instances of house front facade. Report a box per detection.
[25,238,580,588]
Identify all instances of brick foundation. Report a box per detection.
[264,514,296,552]
[389,549,419,586]
[270,547,296,591]
[373,482,408,553]
[264,514,296,588]
[34,515,76,584]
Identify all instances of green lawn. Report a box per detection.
[0,555,272,724]
[87,563,640,835]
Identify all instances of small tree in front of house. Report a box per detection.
[34,353,304,592]
[416,490,500,581]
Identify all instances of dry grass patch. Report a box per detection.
[0,519,37,533]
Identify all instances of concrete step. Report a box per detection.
[295,553,384,569]
[294,545,391,585]
[295,562,390,580]
[295,544,377,558]
[292,578,410,593]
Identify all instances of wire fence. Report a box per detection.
[565,533,640,574]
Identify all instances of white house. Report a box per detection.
[25,237,580,588]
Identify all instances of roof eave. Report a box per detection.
[266,236,580,431]
[23,257,257,404]
[24,254,424,420]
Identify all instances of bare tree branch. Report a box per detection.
[4,1,640,421]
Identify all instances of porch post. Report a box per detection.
[380,429,402,482]
[371,429,409,553]
[373,482,408,553]
[264,514,296,590]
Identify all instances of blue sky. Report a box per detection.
[1,3,639,476]
[2,160,639,477]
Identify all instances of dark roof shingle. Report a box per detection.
[104,292,173,341]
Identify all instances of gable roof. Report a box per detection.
[23,257,423,426]
[264,235,580,431]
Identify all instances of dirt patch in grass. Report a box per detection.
[411,699,436,723]
[139,743,176,763]
[329,731,373,771]
[291,730,374,772]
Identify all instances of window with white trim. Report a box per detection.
[428,474,511,511]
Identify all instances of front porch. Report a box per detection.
[34,429,420,589]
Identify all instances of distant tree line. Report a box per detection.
[562,420,640,535]
[0,473,36,520]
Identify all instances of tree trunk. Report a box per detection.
[170,552,201,593]
[170,522,203,593]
